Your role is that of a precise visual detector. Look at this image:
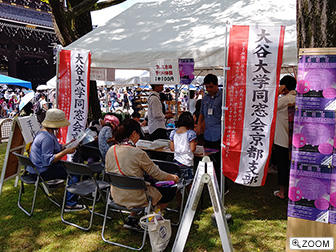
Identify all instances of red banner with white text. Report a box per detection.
[57,49,91,146]
[222,25,285,186]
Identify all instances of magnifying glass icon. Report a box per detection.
[292,239,301,248]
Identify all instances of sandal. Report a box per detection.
[273,190,286,200]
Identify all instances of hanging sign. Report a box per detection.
[179,58,194,84]
[57,49,91,145]
[150,59,180,85]
[222,25,285,186]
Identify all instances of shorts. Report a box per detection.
[173,160,194,180]
[174,160,194,191]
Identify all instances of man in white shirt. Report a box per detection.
[273,75,296,199]
[148,84,167,140]
[148,84,174,140]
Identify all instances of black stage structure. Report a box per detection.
[0,0,58,89]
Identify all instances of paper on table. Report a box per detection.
[66,128,95,149]
[136,139,167,150]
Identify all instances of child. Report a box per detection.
[169,112,197,204]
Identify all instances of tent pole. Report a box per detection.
[221,22,230,202]
[175,84,178,121]
[55,45,62,108]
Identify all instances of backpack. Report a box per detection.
[35,100,46,123]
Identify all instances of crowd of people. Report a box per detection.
[0,85,55,121]
[20,74,217,230]
[96,85,203,115]
[17,72,296,230]
[0,86,26,118]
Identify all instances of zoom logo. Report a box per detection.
[290,237,334,250]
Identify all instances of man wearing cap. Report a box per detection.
[147,84,172,141]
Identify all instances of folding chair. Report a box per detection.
[60,160,109,231]
[13,152,61,217]
[101,172,153,251]
[78,144,105,178]
[152,159,189,226]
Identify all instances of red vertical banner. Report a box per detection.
[58,50,72,145]
[223,25,285,186]
[223,25,249,182]
[57,49,91,146]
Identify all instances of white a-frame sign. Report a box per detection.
[0,116,40,195]
[172,156,233,251]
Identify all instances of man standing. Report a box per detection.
[148,84,172,140]
[108,88,117,112]
[196,74,223,184]
[273,75,297,199]
[196,74,222,148]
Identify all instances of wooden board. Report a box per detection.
[286,217,336,252]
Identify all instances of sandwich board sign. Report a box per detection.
[0,115,40,195]
[172,156,233,251]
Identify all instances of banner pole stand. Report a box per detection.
[221,22,230,202]
[172,156,233,252]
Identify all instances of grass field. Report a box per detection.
[0,142,288,251]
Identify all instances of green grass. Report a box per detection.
[0,142,287,251]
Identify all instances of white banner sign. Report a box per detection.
[223,25,285,186]
[57,49,91,147]
[150,59,180,85]
[17,116,40,144]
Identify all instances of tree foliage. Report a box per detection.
[297,0,336,48]
[47,0,126,121]
[48,0,126,46]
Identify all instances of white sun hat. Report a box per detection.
[41,108,70,128]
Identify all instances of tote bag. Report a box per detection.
[139,213,171,252]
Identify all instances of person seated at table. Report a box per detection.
[105,118,179,230]
[169,112,196,205]
[88,118,104,137]
[28,108,83,210]
[131,112,146,139]
[98,114,120,162]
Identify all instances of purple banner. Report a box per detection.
[330,166,336,224]
[288,54,336,224]
[288,163,333,223]
[179,58,194,85]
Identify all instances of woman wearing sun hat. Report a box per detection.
[28,108,83,210]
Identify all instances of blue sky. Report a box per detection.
[91,0,164,26]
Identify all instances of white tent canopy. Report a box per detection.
[66,0,297,73]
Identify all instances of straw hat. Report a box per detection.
[42,108,70,128]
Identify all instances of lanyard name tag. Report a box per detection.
[208,108,213,115]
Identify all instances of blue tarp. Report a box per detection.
[0,74,32,89]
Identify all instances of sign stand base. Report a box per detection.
[172,156,233,251]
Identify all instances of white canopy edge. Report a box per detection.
[66,0,297,73]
